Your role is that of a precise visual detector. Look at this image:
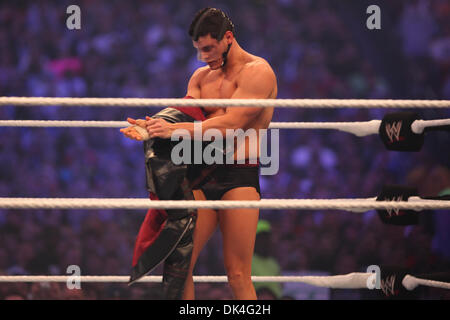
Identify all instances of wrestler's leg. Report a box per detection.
[182,189,219,300]
[219,187,260,300]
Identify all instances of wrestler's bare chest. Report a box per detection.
[196,60,276,125]
[199,69,239,117]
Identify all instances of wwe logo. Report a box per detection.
[386,196,403,217]
[385,121,402,143]
[381,275,396,297]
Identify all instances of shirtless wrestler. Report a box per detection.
[143,8,278,300]
[121,7,276,299]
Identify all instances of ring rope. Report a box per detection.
[1,119,449,136]
[1,97,450,108]
[0,197,449,211]
[0,274,449,291]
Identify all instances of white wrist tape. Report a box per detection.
[132,125,150,141]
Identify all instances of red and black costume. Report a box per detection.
[128,97,210,299]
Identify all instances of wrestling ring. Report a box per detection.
[1,96,450,298]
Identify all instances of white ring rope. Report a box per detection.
[1,97,450,108]
[0,120,130,128]
[0,197,449,211]
[0,274,449,291]
[1,119,449,137]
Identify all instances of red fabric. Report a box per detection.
[171,96,206,121]
[131,193,167,267]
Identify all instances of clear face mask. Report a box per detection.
[196,41,231,68]
[196,46,220,63]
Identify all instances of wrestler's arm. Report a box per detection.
[185,66,205,99]
[147,64,275,139]
[121,68,206,140]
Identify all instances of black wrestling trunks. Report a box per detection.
[198,164,261,200]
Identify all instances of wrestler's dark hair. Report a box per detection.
[188,7,235,41]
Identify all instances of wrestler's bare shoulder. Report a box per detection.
[240,56,276,81]
[245,55,273,69]
[190,65,212,82]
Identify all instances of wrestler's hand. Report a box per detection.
[120,118,149,141]
[145,116,173,139]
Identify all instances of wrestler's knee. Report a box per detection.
[225,267,252,289]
